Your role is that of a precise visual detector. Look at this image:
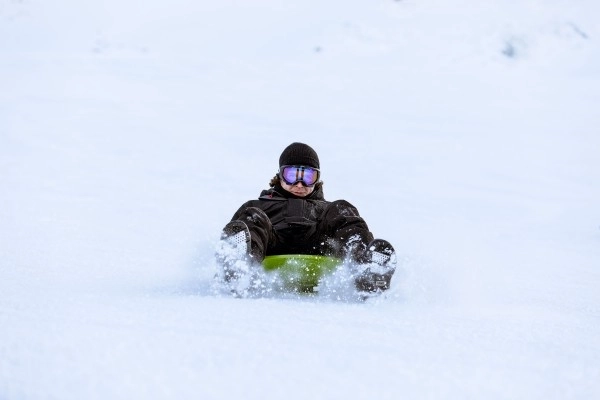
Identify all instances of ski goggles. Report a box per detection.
[279,165,320,187]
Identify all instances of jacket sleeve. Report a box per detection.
[230,200,255,222]
[320,199,374,259]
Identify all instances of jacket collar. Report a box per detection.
[260,182,325,200]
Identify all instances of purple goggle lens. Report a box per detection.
[279,165,320,187]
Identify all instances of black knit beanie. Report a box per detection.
[278,142,320,169]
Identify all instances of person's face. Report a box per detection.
[280,180,315,197]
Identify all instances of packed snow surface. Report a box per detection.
[1,0,599,399]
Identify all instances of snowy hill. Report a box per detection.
[1,1,599,399]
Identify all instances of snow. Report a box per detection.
[1,0,599,398]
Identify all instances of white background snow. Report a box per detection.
[1,0,599,398]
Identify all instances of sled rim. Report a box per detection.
[262,254,342,271]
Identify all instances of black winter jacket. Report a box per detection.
[230,182,373,260]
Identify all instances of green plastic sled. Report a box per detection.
[262,254,343,293]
